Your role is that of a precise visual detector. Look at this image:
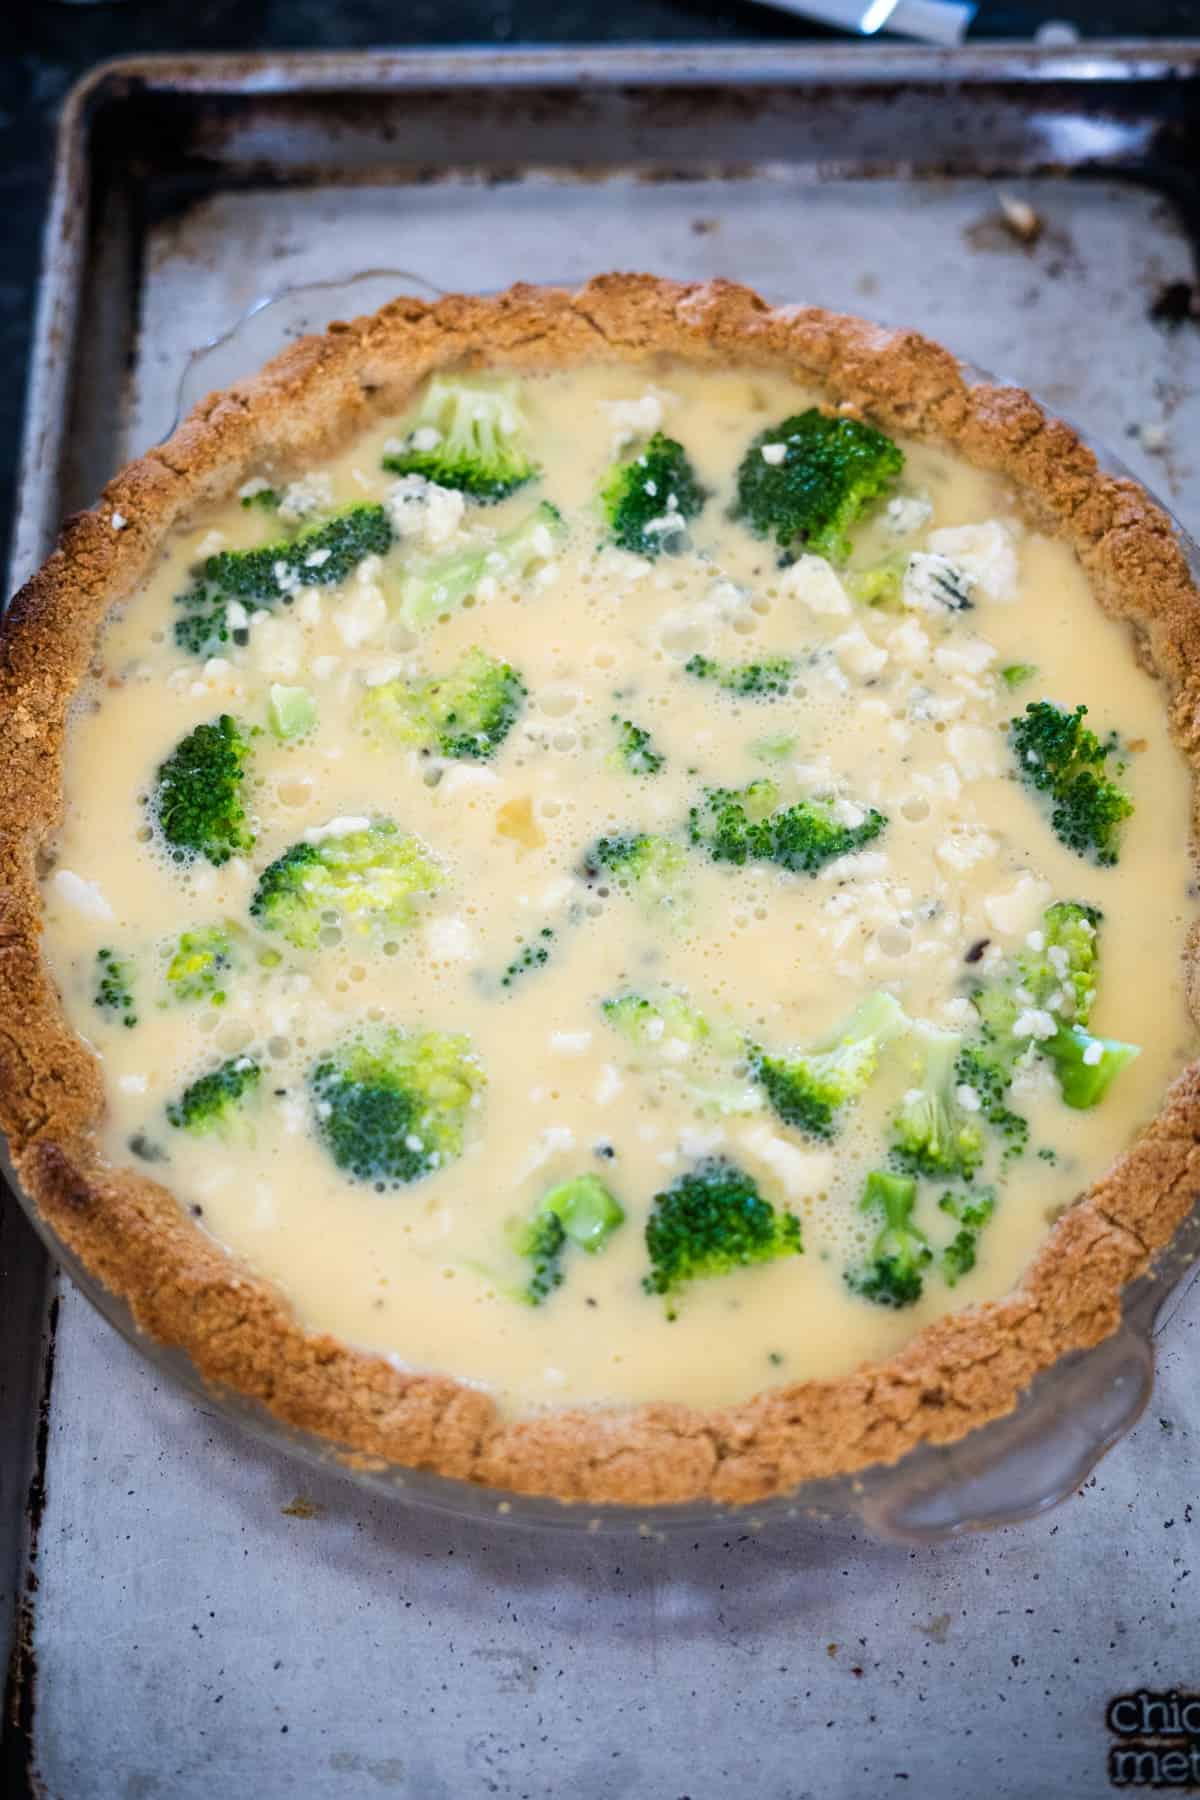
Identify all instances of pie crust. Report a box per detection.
[3,275,1199,1507]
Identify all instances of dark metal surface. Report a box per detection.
[2,45,1198,1794]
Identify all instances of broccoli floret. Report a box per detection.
[846,1170,931,1309]
[94,948,136,1029]
[891,1027,985,1181]
[1009,700,1133,865]
[381,374,537,502]
[166,926,236,1006]
[362,647,526,761]
[240,485,280,511]
[602,990,710,1055]
[938,1189,996,1287]
[966,900,1138,1113]
[397,500,565,631]
[500,927,556,991]
[609,716,666,777]
[1040,1024,1140,1110]
[683,653,795,698]
[582,833,690,919]
[1018,900,1102,1025]
[750,991,907,1139]
[688,779,886,875]
[151,714,254,866]
[1001,662,1037,689]
[643,1156,802,1317]
[309,1027,483,1185]
[510,1173,625,1304]
[953,1044,1029,1161]
[173,504,393,656]
[166,1054,260,1136]
[599,432,705,557]
[734,410,903,565]
[250,819,442,949]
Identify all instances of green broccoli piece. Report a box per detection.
[749,733,799,764]
[152,714,254,866]
[846,1170,931,1309]
[953,1044,1029,1162]
[173,504,393,656]
[582,833,690,919]
[382,374,538,502]
[249,819,442,949]
[734,409,903,565]
[688,779,886,875]
[891,1028,985,1182]
[1009,700,1133,865]
[500,927,556,991]
[847,557,906,608]
[267,684,317,742]
[166,1054,260,1137]
[1039,1025,1140,1110]
[510,1174,625,1304]
[683,654,795,698]
[1018,900,1102,1026]
[94,948,136,1029]
[397,500,565,631]
[749,991,907,1139]
[966,900,1138,1113]
[1001,662,1037,689]
[166,926,236,1006]
[939,1189,997,1287]
[602,990,710,1055]
[240,485,280,511]
[599,432,705,557]
[362,647,526,761]
[643,1156,802,1317]
[609,716,666,777]
[309,1027,484,1185]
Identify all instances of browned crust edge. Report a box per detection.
[3,274,1200,1509]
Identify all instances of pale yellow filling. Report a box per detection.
[41,363,1196,1414]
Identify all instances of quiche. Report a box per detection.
[3,276,1199,1509]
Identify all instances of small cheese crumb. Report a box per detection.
[1082,1039,1105,1066]
[594,1065,624,1106]
[947,724,1005,782]
[550,1030,593,1056]
[304,815,372,844]
[51,869,114,920]
[832,623,889,681]
[885,494,933,537]
[110,511,127,531]
[780,553,851,616]
[425,917,474,963]
[278,472,334,523]
[1012,1008,1057,1041]
[760,442,787,466]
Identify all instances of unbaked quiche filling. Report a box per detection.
[40,362,1196,1415]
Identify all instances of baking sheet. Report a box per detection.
[4,46,1200,1798]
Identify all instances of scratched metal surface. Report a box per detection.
[6,50,1200,1798]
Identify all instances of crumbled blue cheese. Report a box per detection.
[251,615,304,678]
[51,870,114,920]
[947,724,1005,782]
[984,873,1051,939]
[1012,1007,1057,1041]
[902,552,974,614]
[278,473,334,523]
[832,623,889,681]
[780,554,851,616]
[927,520,1019,603]
[303,815,372,844]
[425,917,475,963]
[385,474,466,548]
[759,442,787,466]
[600,391,666,453]
[740,1123,834,1198]
[885,494,933,537]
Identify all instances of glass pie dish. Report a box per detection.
[7,270,1200,1542]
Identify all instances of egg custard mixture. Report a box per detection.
[41,359,1197,1418]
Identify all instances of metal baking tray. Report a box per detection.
[4,44,1200,1799]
